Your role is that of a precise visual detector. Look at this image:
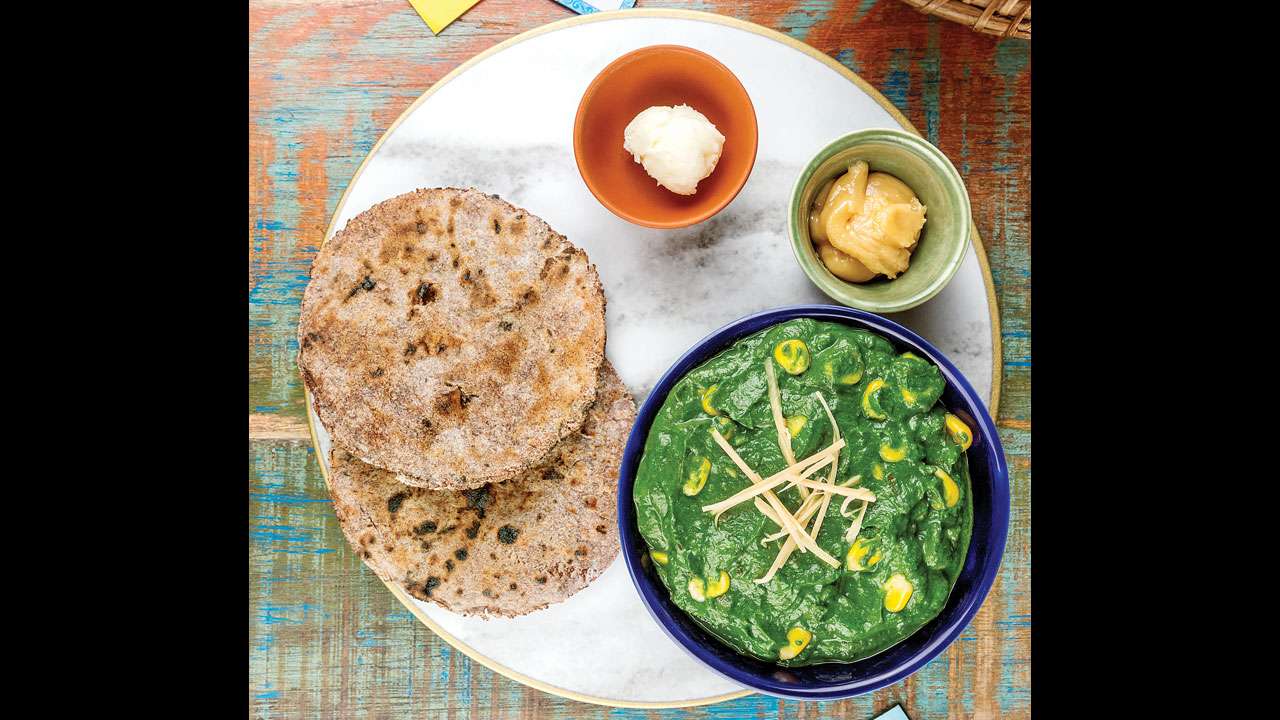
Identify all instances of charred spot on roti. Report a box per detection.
[539,248,577,283]
[345,275,375,300]
[414,282,438,304]
[464,486,492,516]
[387,491,408,514]
[448,264,495,308]
[405,330,459,358]
[434,387,469,419]
[514,287,539,310]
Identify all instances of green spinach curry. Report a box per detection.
[634,319,973,665]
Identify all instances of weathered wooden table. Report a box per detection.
[248,1,1030,717]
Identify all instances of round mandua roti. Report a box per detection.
[327,362,636,617]
[298,187,607,490]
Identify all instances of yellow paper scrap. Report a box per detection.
[408,0,482,35]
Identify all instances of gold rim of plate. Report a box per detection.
[300,8,1004,709]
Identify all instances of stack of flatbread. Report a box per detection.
[298,188,636,617]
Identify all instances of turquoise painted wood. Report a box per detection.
[249,1,1030,717]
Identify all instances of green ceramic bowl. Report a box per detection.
[789,128,972,313]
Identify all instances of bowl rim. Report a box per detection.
[616,304,1009,700]
[788,128,972,314]
[572,44,759,229]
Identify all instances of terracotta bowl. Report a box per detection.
[573,45,758,229]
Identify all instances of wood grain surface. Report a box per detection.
[248,1,1030,717]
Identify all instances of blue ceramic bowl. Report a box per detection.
[617,305,1009,701]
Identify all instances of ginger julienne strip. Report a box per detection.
[808,393,841,542]
[708,429,839,567]
[701,439,845,516]
[764,359,805,499]
[705,389,884,581]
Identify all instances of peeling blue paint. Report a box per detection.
[835,48,859,74]
[780,0,833,41]
[881,48,911,112]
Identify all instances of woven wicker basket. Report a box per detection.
[899,0,1031,40]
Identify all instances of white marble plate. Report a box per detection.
[307,9,999,708]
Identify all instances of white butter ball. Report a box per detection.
[622,104,726,196]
